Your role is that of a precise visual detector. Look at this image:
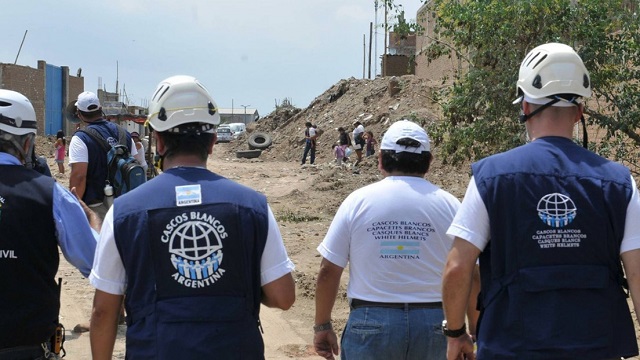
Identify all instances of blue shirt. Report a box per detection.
[0,152,97,277]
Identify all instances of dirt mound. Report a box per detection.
[224,75,470,217]
[229,75,443,163]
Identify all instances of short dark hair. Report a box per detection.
[379,149,431,175]
[305,122,312,127]
[78,108,102,120]
[158,132,214,162]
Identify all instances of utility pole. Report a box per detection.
[14,30,28,65]
[368,22,373,79]
[240,104,250,124]
[374,0,378,77]
[383,1,388,77]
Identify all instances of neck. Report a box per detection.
[162,155,207,170]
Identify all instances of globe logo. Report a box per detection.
[537,193,577,228]
[168,220,224,281]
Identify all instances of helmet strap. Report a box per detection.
[519,98,560,122]
[580,114,588,148]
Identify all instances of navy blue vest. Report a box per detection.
[0,166,58,348]
[113,167,268,359]
[74,120,132,204]
[472,137,637,359]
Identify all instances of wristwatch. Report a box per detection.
[442,320,467,338]
[313,322,333,333]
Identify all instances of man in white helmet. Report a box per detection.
[0,89,100,358]
[89,75,296,359]
[442,42,640,359]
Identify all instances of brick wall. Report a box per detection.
[382,55,415,76]
[414,2,466,84]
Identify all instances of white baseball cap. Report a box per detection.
[75,91,101,112]
[381,119,430,154]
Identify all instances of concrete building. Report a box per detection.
[0,60,84,137]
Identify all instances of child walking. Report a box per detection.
[54,130,66,174]
[332,143,345,166]
[364,130,377,157]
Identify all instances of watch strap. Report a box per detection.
[443,321,467,337]
[313,322,333,333]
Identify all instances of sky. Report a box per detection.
[1,1,423,118]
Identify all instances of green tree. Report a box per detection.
[425,0,640,175]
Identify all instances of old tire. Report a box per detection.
[236,149,262,159]
[248,132,272,150]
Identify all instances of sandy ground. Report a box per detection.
[45,132,640,359]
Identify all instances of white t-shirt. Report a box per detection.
[352,124,365,138]
[90,205,294,295]
[69,132,138,164]
[447,175,640,254]
[317,176,461,303]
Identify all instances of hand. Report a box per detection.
[446,333,475,360]
[314,329,339,360]
[71,187,102,232]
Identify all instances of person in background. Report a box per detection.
[332,143,344,166]
[442,42,640,360]
[364,130,377,157]
[130,131,148,179]
[68,91,137,221]
[0,89,100,359]
[338,127,351,163]
[314,119,477,360]
[352,121,365,166]
[90,75,296,359]
[301,121,317,165]
[54,130,66,174]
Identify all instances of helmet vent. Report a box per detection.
[583,74,590,88]
[0,101,11,107]
[152,85,170,102]
[532,54,547,69]
[158,107,167,121]
[526,52,540,67]
[207,102,217,116]
[532,75,542,89]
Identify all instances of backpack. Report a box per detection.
[79,126,146,197]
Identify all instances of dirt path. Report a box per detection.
[55,142,331,359]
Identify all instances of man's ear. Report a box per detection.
[155,132,165,155]
[208,133,217,154]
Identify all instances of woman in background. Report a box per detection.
[54,130,66,174]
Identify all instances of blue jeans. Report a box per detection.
[341,306,446,360]
[302,141,315,164]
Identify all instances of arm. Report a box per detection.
[262,272,295,310]
[442,237,481,360]
[622,249,640,328]
[69,162,88,199]
[53,183,98,277]
[90,289,123,360]
[313,258,343,360]
[70,187,102,232]
[467,264,481,338]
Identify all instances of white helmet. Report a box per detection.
[0,89,37,136]
[147,75,220,133]
[515,43,591,102]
